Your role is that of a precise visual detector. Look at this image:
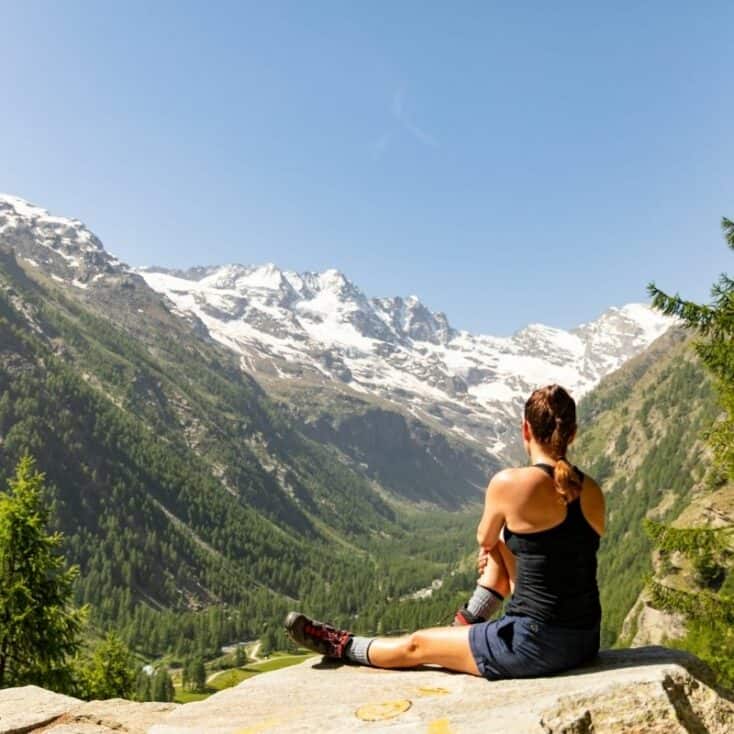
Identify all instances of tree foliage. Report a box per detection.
[648,217,734,479]
[0,455,86,688]
[187,657,207,693]
[151,666,175,702]
[78,632,136,700]
[646,218,734,686]
[643,519,729,556]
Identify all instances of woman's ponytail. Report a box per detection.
[553,457,582,504]
[525,385,581,504]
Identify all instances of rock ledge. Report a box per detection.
[1,647,732,734]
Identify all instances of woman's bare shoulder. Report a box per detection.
[579,471,604,496]
[487,466,541,494]
[489,466,536,483]
[579,473,605,534]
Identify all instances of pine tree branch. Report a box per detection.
[643,518,732,554]
[648,580,734,624]
[646,283,716,331]
[722,217,734,251]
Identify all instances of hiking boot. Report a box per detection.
[451,605,485,626]
[284,612,352,658]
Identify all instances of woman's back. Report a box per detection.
[502,463,602,628]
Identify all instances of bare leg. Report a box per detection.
[478,540,515,597]
[368,625,480,676]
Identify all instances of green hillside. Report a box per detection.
[573,327,723,646]
[0,246,479,658]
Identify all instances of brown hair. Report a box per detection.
[524,384,581,504]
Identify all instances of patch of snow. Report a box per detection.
[0,194,123,278]
[137,261,675,459]
[1,194,674,462]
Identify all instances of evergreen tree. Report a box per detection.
[235,643,246,667]
[0,455,85,688]
[647,218,734,685]
[82,633,136,700]
[151,667,174,702]
[648,217,734,479]
[181,658,190,691]
[260,627,277,657]
[134,668,152,702]
[190,657,206,692]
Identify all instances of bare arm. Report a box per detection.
[580,477,605,536]
[476,470,511,548]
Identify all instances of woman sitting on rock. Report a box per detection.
[285,384,605,680]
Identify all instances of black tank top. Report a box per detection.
[504,463,601,629]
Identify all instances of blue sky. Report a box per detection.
[2,2,732,335]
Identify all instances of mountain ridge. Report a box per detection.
[0,193,673,463]
[136,263,672,459]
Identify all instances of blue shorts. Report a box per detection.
[468,614,600,680]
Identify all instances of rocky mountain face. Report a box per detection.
[0,195,126,285]
[0,192,674,506]
[0,194,674,461]
[137,263,673,460]
[0,196,500,657]
[619,467,734,650]
[0,194,494,508]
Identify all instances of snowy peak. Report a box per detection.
[574,303,672,343]
[0,194,676,460]
[0,194,88,232]
[139,263,457,351]
[0,194,125,286]
[137,260,674,458]
[373,295,454,345]
[571,303,673,375]
[311,268,352,293]
[200,263,290,292]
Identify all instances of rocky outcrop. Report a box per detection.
[620,593,688,647]
[619,482,734,647]
[3,647,732,734]
[0,687,175,733]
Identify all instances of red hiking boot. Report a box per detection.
[284,612,352,658]
[451,605,485,626]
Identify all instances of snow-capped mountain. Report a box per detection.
[0,194,674,460]
[0,195,125,286]
[137,264,673,457]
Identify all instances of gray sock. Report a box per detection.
[344,635,374,665]
[466,584,504,620]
